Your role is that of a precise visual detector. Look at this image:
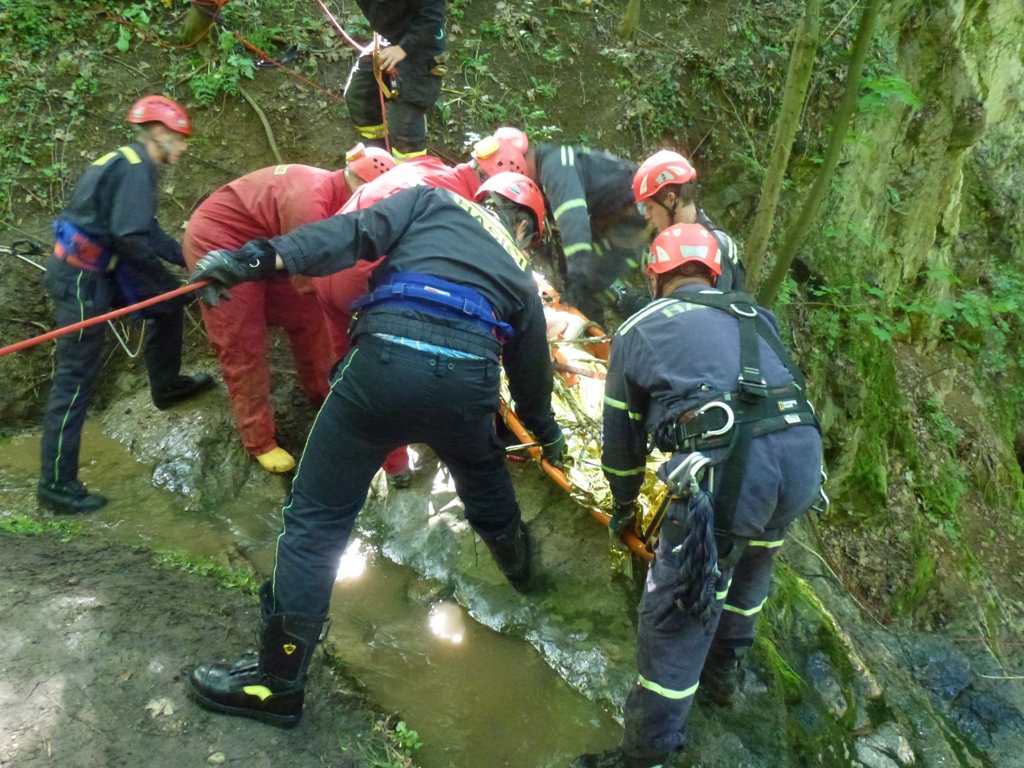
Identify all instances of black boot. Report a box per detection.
[698,645,746,706]
[187,595,329,728]
[152,373,215,410]
[37,479,108,515]
[479,519,534,593]
[572,747,672,768]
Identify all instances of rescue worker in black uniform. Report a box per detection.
[183,173,565,727]
[473,128,648,324]
[575,224,822,768]
[343,0,447,160]
[38,96,213,515]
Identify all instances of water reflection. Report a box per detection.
[428,601,465,645]
[336,536,369,581]
[0,423,622,767]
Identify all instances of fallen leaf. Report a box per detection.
[144,698,174,718]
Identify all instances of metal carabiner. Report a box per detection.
[729,302,758,318]
[665,451,711,497]
[693,400,734,438]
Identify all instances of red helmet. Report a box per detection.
[345,143,397,183]
[126,95,191,136]
[633,150,696,203]
[647,224,720,277]
[472,128,529,177]
[475,171,545,237]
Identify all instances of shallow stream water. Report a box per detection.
[0,423,621,767]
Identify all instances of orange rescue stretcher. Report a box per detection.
[499,276,663,563]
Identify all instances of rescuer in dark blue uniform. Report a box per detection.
[183,173,565,728]
[38,96,213,515]
[575,224,822,768]
[344,0,447,160]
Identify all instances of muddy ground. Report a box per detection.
[0,531,413,768]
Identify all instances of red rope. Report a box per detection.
[104,9,347,106]
[312,0,369,53]
[0,282,208,358]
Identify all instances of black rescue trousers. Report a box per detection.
[621,426,822,758]
[343,52,443,156]
[39,257,189,486]
[267,335,521,616]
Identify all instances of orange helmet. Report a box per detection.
[472,127,529,177]
[345,143,397,183]
[475,171,545,237]
[126,95,191,136]
[647,224,720,277]
[633,150,696,203]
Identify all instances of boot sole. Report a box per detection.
[185,676,302,729]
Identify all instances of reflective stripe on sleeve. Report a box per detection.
[563,241,593,256]
[601,464,646,477]
[553,198,588,220]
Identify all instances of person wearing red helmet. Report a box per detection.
[312,149,485,487]
[38,94,213,515]
[343,0,447,160]
[632,150,746,292]
[185,180,564,727]
[575,224,822,768]
[473,127,648,325]
[182,154,381,473]
[343,143,397,186]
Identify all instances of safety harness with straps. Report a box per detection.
[52,146,143,273]
[350,271,514,342]
[641,290,822,626]
[652,289,819,536]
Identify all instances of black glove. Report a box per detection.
[188,239,279,307]
[540,427,567,468]
[608,499,638,533]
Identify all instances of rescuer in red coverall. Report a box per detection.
[183,146,396,474]
[310,152,486,485]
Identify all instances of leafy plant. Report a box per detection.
[859,75,920,115]
[189,31,257,104]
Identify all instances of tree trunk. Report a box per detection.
[618,0,642,40]
[757,0,884,307]
[743,0,821,294]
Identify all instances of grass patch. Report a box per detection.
[151,549,260,594]
[0,515,79,540]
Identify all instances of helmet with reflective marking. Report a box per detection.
[472,127,529,177]
[633,150,696,203]
[647,223,720,277]
[475,171,545,238]
[126,95,191,136]
[345,143,397,183]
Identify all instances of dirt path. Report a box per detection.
[0,531,412,768]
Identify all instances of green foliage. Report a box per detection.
[891,526,936,615]
[0,515,79,541]
[393,721,423,751]
[152,550,260,593]
[858,75,920,115]
[189,31,257,104]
